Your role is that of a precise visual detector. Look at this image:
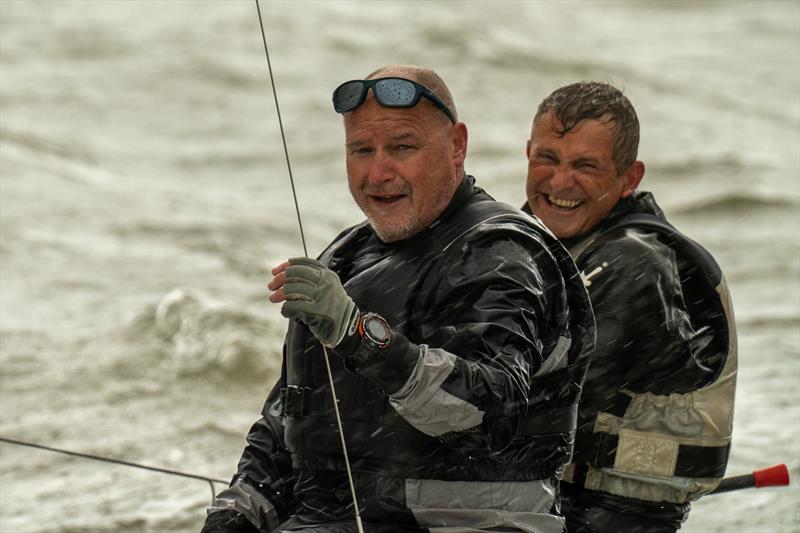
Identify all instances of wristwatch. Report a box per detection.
[358,312,391,348]
[344,312,391,372]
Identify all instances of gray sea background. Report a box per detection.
[1,0,798,531]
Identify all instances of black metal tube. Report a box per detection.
[709,474,755,495]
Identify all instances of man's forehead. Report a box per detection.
[534,113,615,148]
[344,98,432,136]
[345,130,420,147]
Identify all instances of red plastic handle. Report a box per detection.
[754,463,790,488]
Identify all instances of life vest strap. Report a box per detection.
[591,432,730,479]
[281,386,311,418]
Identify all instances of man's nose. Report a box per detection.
[367,151,395,186]
[549,165,576,190]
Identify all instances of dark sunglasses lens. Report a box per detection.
[374,78,417,107]
[333,81,366,113]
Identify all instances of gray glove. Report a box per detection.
[281,257,357,348]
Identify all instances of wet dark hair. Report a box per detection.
[534,82,639,174]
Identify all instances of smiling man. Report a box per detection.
[201,66,594,533]
[524,82,738,532]
[525,107,643,239]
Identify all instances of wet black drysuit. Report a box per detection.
[203,176,595,533]
[523,192,737,533]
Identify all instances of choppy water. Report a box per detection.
[1,1,798,531]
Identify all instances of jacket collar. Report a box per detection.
[429,174,476,230]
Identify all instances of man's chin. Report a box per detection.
[368,216,421,243]
[534,212,583,240]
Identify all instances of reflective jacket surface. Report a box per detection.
[543,191,737,524]
[220,176,594,532]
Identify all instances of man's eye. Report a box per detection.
[350,147,373,155]
[536,153,556,162]
[397,144,414,151]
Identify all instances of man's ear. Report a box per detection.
[451,122,468,168]
[620,160,645,197]
[526,139,532,160]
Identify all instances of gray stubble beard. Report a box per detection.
[365,211,421,243]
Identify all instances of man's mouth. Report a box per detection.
[543,194,584,210]
[370,193,407,205]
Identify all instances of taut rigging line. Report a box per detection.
[253,1,365,532]
[0,436,226,504]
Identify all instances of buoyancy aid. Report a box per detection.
[563,207,737,503]
[276,177,594,521]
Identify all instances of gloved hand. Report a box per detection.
[200,510,260,533]
[269,257,357,348]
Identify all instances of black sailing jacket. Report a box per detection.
[226,176,595,530]
[530,191,736,527]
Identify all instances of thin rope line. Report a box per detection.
[321,345,364,531]
[0,436,225,503]
[254,0,308,258]
[253,2,363,530]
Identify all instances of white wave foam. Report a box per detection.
[133,288,282,380]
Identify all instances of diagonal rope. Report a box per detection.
[253,2,364,531]
[0,436,226,503]
[254,0,308,258]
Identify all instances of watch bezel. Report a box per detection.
[358,312,391,349]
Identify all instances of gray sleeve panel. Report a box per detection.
[412,511,564,533]
[414,509,564,533]
[405,478,556,512]
[388,345,485,437]
[206,482,280,531]
[405,477,562,533]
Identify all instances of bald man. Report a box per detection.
[201,65,594,533]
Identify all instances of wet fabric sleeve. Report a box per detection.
[358,231,564,456]
[581,228,718,395]
[208,380,296,530]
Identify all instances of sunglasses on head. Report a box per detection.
[332,77,456,123]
